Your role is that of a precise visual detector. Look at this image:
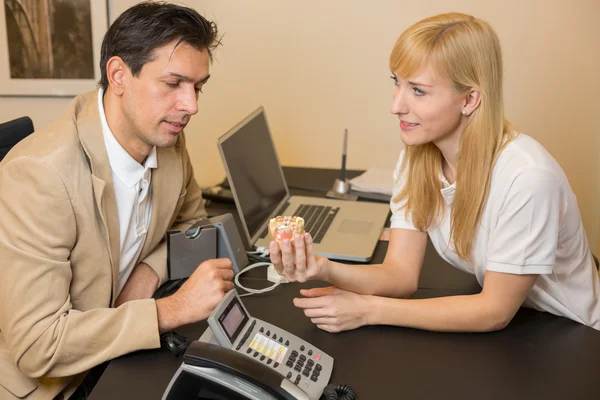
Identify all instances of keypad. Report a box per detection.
[241,326,327,388]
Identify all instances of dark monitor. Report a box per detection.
[217,107,289,245]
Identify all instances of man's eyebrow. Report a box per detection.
[166,72,211,85]
[408,80,433,87]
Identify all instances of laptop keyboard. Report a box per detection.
[260,204,339,244]
[294,204,339,243]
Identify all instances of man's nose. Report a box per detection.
[179,87,199,116]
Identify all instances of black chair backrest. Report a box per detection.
[0,116,34,162]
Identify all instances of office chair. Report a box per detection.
[0,116,34,162]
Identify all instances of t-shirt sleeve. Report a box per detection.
[389,150,419,231]
[486,167,563,275]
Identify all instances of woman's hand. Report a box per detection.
[269,232,332,282]
[293,286,372,333]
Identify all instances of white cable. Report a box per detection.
[246,248,270,258]
[234,261,285,297]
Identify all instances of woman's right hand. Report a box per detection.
[269,232,332,283]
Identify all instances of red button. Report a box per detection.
[316,354,321,361]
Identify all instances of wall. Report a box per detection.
[1,0,599,250]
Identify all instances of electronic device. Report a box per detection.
[162,289,334,400]
[217,106,390,262]
[167,213,249,279]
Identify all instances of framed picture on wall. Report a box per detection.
[0,0,109,97]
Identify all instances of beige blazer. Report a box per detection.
[0,91,206,399]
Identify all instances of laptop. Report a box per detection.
[217,107,390,262]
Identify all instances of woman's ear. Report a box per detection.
[105,56,128,96]
[461,89,481,117]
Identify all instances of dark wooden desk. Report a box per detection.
[90,167,600,400]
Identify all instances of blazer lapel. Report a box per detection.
[76,91,121,303]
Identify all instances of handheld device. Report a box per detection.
[166,213,249,279]
[162,290,334,400]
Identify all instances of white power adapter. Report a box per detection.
[267,264,289,284]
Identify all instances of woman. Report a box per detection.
[269,12,600,332]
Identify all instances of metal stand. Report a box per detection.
[326,178,358,201]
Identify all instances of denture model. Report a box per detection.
[268,216,305,245]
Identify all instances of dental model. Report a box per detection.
[268,216,305,245]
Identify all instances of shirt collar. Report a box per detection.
[440,171,456,205]
[98,88,157,188]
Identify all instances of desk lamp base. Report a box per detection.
[325,178,358,201]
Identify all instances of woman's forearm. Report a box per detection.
[366,294,510,332]
[325,261,418,298]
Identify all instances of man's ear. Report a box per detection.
[462,88,482,117]
[105,56,129,96]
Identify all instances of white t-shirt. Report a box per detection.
[98,89,157,296]
[390,134,600,330]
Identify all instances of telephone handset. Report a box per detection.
[168,340,308,400]
[162,290,335,400]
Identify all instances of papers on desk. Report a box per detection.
[349,168,394,196]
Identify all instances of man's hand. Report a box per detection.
[156,258,235,333]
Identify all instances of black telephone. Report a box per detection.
[161,290,356,400]
[164,340,307,400]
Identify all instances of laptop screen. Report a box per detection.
[218,108,289,244]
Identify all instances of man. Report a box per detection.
[0,2,234,399]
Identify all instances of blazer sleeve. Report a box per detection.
[0,157,161,378]
[141,133,208,286]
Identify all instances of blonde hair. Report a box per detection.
[390,13,515,260]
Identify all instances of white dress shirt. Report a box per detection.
[98,89,157,296]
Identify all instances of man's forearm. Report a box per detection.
[114,262,160,307]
